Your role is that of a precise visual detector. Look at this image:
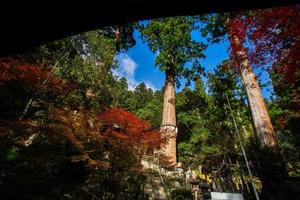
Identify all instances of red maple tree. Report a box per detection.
[0,57,73,93]
[248,5,300,82]
[228,5,300,82]
[100,108,166,172]
[49,107,166,172]
[100,108,165,158]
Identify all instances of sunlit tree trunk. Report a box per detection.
[161,69,177,166]
[230,35,277,148]
[227,15,289,197]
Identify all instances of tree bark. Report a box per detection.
[230,34,288,200]
[161,69,177,166]
[230,35,277,148]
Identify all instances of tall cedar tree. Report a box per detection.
[139,16,207,165]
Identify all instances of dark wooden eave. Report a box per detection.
[0,0,298,56]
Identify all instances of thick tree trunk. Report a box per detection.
[230,35,288,200]
[230,35,277,148]
[161,69,177,166]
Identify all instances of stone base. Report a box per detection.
[142,159,185,200]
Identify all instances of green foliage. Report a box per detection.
[136,91,163,128]
[200,13,229,43]
[174,60,260,196]
[134,83,154,110]
[111,77,132,108]
[139,17,207,85]
[268,69,300,175]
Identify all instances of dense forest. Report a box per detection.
[0,5,299,200]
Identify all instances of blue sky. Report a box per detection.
[114,25,273,99]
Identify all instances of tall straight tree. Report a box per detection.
[200,13,277,148]
[227,15,277,148]
[200,11,291,200]
[139,17,206,166]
